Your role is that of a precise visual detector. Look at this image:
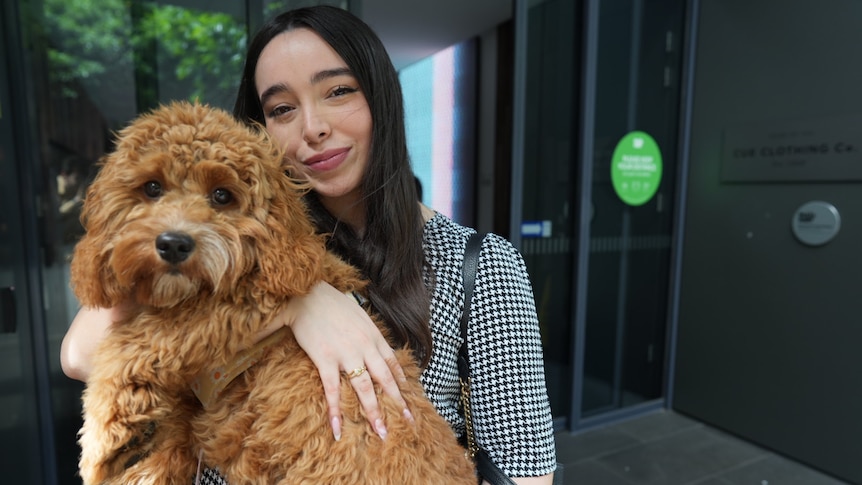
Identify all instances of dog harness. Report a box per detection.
[191,291,366,408]
[191,326,290,408]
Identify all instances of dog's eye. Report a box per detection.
[143,181,163,199]
[211,188,233,206]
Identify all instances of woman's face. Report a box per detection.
[255,28,372,217]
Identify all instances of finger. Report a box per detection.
[319,367,343,441]
[348,371,387,439]
[379,344,407,384]
[366,349,412,424]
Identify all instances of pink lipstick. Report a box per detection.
[303,148,349,172]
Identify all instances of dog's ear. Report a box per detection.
[69,162,125,308]
[252,176,327,297]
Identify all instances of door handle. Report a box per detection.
[0,286,15,333]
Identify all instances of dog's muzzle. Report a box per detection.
[156,231,195,264]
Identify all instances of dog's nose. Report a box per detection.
[155,232,195,264]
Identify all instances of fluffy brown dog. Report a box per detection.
[70,101,477,484]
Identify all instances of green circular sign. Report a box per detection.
[611,131,663,206]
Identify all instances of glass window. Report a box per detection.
[7,2,253,480]
[401,40,478,225]
[519,0,581,421]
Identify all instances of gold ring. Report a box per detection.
[345,365,367,379]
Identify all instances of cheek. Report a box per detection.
[265,123,300,162]
[353,109,372,140]
[265,123,294,152]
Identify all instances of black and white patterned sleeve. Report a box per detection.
[467,233,557,477]
[197,468,227,485]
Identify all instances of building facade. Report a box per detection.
[1,0,859,483]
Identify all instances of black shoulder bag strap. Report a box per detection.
[458,232,516,485]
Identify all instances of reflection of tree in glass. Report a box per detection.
[43,0,133,98]
[263,1,349,19]
[138,4,246,103]
[43,0,246,105]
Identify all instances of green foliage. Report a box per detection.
[42,0,246,104]
[137,4,246,101]
[42,0,133,97]
[263,0,349,20]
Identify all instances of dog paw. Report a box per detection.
[115,420,157,469]
[79,420,159,484]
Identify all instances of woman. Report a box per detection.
[62,6,556,483]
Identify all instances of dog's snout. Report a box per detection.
[155,232,195,264]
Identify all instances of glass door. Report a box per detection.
[577,0,686,420]
[518,0,687,428]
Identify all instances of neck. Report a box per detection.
[419,203,436,223]
[320,193,366,236]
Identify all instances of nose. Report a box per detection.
[301,106,331,143]
[155,232,195,264]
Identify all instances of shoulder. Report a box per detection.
[422,212,473,255]
[422,213,519,254]
[422,213,531,291]
[423,213,527,270]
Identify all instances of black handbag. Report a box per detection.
[458,232,564,485]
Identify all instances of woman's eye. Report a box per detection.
[331,86,357,97]
[211,188,233,206]
[143,181,162,199]
[267,105,294,118]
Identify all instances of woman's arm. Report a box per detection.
[62,282,409,439]
[60,306,123,381]
[469,234,558,479]
[485,476,553,485]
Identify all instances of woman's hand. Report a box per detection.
[278,281,412,441]
[60,305,128,381]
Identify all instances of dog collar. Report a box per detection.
[191,326,290,408]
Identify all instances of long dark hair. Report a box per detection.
[234,6,432,366]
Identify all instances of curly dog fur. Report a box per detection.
[70,101,476,484]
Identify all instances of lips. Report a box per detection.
[302,148,350,172]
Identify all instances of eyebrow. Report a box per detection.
[259,68,354,107]
[259,83,289,107]
[311,67,353,85]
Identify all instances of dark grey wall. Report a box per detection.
[674,1,862,483]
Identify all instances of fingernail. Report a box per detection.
[403,408,415,424]
[375,418,388,440]
[332,416,341,442]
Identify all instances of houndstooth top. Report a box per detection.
[199,213,557,483]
